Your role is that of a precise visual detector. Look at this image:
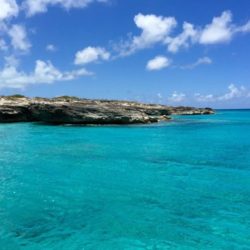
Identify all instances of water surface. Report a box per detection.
[0,110,250,249]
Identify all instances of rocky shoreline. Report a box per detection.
[0,96,214,124]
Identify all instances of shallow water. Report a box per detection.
[0,110,250,249]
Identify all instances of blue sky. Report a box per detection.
[0,0,250,108]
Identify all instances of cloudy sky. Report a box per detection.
[0,0,250,108]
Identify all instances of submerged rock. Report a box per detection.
[0,96,214,124]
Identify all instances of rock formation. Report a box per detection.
[0,96,214,124]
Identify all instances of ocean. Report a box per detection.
[0,110,250,249]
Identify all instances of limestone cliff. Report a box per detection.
[0,96,214,124]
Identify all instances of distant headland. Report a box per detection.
[0,95,214,124]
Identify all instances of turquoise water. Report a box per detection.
[0,110,250,250]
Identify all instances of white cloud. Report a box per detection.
[195,84,250,102]
[168,91,186,102]
[133,13,177,49]
[218,84,247,101]
[116,11,250,57]
[194,93,215,102]
[166,84,249,105]
[165,11,250,53]
[4,55,19,67]
[199,11,233,44]
[23,0,108,16]
[199,11,250,45]
[0,60,92,89]
[118,13,177,56]
[166,22,198,53]
[165,84,250,104]
[146,56,170,71]
[236,21,250,33]
[46,44,57,51]
[74,46,110,65]
[0,0,19,20]
[8,24,31,52]
[181,57,212,69]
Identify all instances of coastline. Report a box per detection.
[0,96,215,125]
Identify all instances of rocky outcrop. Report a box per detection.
[0,96,214,124]
[0,97,35,123]
[30,102,171,124]
[168,106,215,115]
[0,106,33,123]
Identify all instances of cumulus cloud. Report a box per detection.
[218,84,247,101]
[181,57,212,69]
[195,84,250,102]
[116,11,250,57]
[8,24,31,52]
[236,21,250,33]
[168,91,186,102]
[132,14,177,50]
[166,84,249,105]
[165,11,250,53]
[146,56,170,71]
[74,46,110,65]
[118,13,176,56]
[199,11,250,44]
[0,60,92,89]
[0,0,19,20]
[23,0,108,16]
[199,11,233,44]
[166,22,198,53]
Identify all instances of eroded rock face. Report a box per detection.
[0,106,31,123]
[30,101,171,124]
[0,97,34,123]
[0,96,214,124]
[169,106,215,115]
